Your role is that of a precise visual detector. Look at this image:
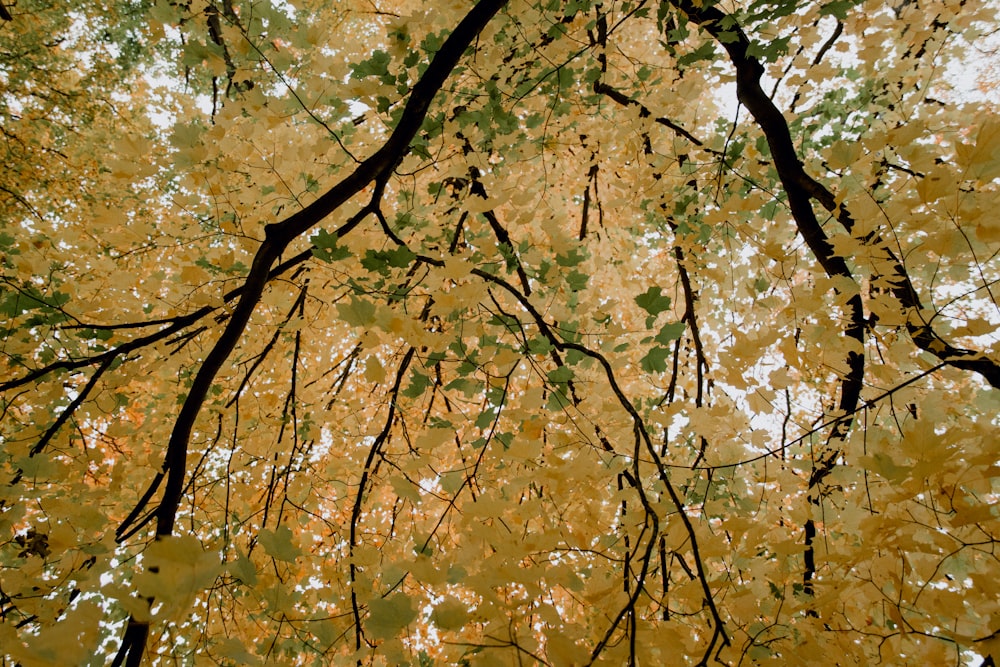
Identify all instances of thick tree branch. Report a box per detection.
[156,0,509,537]
[670,0,865,421]
[108,3,510,663]
[669,0,866,604]
[672,0,1000,390]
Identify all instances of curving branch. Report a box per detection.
[458,261,731,662]
[665,0,997,614]
[349,346,415,651]
[2,253,316,396]
[669,0,865,407]
[670,0,1000,391]
[667,0,867,605]
[467,170,533,296]
[27,355,114,457]
[110,2,510,663]
[154,0,509,537]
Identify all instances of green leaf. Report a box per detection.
[635,286,672,316]
[677,41,716,68]
[420,30,446,55]
[350,50,391,79]
[423,351,446,367]
[75,327,114,341]
[431,597,470,630]
[444,378,478,396]
[556,247,588,267]
[819,0,855,19]
[527,336,555,355]
[228,550,257,585]
[546,389,571,411]
[362,246,416,274]
[547,366,574,384]
[566,269,589,292]
[402,370,433,398]
[311,228,352,262]
[747,36,791,63]
[640,346,671,373]
[476,408,497,430]
[654,322,685,345]
[0,285,70,320]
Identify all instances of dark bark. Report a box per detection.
[110,1,510,662]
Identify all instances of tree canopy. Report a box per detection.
[2,0,999,664]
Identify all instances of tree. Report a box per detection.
[2,0,999,663]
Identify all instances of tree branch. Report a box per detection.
[110,2,510,662]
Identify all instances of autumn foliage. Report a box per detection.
[1,0,999,664]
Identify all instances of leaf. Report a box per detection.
[556,247,588,267]
[827,139,862,170]
[402,369,433,398]
[819,0,855,19]
[361,246,416,273]
[640,346,672,373]
[475,407,497,429]
[654,321,685,344]
[350,50,392,79]
[746,36,791,62]
[547,366,574,384]
[545,388,571,411]
[228,550,258,586]
[336,297,376,326]
[430,597,469,630]
[635,286,672,316]
[959,117,1000,182]
[257,525,302,562]
[311,228,352,262]
[566,269,589,291]
[677,40,717,68]
[527,335,555,355]
[133,536,222,617]
[367,593,418,639]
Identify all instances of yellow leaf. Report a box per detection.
[430,596,469,630]
[367,593,417,640]
[958,116,1000,182]
[257,525,303,562]
[827,140,861,170]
